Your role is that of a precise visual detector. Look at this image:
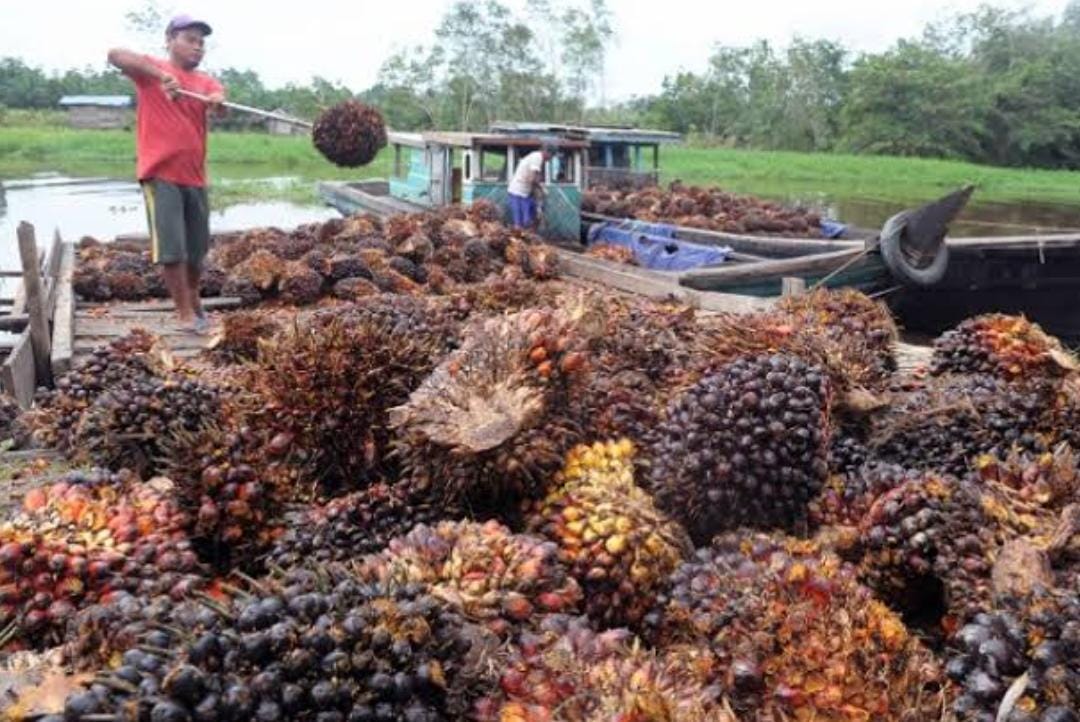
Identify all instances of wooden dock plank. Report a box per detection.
[555,249,773,313]
[50,243,76,378]
[17,223,52,387]
[1,332,36,407]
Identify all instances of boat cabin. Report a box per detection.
[489,122,682,189]
[384,131,589,240]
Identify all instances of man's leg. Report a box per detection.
[182,185,211,319]
[509,194,524,228]
[142,180,196,322]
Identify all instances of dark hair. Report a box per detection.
[541,144,557,156]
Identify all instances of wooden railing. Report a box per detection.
[0,222,75,406]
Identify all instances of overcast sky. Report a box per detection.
[0,0,1072,101]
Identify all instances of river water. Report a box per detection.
[0,174,339,296]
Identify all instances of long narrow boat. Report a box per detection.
[318,178,1080,340]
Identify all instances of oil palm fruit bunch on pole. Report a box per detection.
[354,520,582,638]
[389,306,590,508]
[312,100,388,168]
[523,440,692,630]
[647,354,833,543]
[931,314,1080,381]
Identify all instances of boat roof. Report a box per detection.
[387,130,588,150]
[489,121,682,144]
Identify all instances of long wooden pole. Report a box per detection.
[17,221,52,387]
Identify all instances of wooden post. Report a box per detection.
[50,242,76,377]
[781,277,807,297]
[17,222,52,387]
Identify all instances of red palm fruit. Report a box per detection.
[33,572,53,590]
[31,591,53,609]
[267,432,294,457]
[22,487,47,511]
[0,542,25,567]
[66,556,88,577]
[23,609,47,631]
[46,599,76,622]
[87,560,112,579]
[47,554,68,573]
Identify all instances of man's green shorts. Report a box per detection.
[140,179,210,266]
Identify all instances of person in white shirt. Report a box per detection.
[507,145,554,228]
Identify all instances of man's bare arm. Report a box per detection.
[107,48,179,97]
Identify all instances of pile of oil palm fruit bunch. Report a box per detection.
[71,201,558,305]
[6,250,1080,722]
[582,180,825,236]
[73,236,225,303]
[311,99,388,168]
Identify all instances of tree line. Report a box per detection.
[4,1,1080,169]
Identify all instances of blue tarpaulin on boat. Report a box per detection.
[820,219,848,239]
[586,220,732,271]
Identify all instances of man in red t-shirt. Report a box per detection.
[108,15,225,333]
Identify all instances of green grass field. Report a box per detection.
[3,124,1080,208]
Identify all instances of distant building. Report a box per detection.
[58,95,133,130]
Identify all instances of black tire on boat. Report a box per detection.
[879,210,950,287]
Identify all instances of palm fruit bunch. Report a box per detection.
[809,461,914,528]
[64,589,224,671]
[0,471,205,650]
[389,306,589,508]
[973,444,1079,509]
[648,354,833,543]
[158,423,280,570]
[355,520,582,637]
[266,482,459,570]
[931,314,1080,381]
[523,440,691,630]
[855,471,1011,633]
[867,374,1058,476]
[445,272,560,318]
[947,589,1078,722]
[204,310,283,365]
[0,393,20,442]
[582,181,824,236]
[585,242,637,265]
[73,239,170,303]
[776,287,899,386]
[312,99,388,167]
[567,297,700,441]
[646,532,949,722]
[231,248,285,294]
[56,568,489,722]
[18,330,168,451]
[279,260,325,305]
[250,302,454,493]
[71,371,223,476]
[473,615,731,722]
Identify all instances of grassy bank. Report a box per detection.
[0,126,389,205]
[4,125,1080,208]
[662,145,1080,206]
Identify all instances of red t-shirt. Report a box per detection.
[131,56,222,187]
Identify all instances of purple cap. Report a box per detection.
[166,14,212,36]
